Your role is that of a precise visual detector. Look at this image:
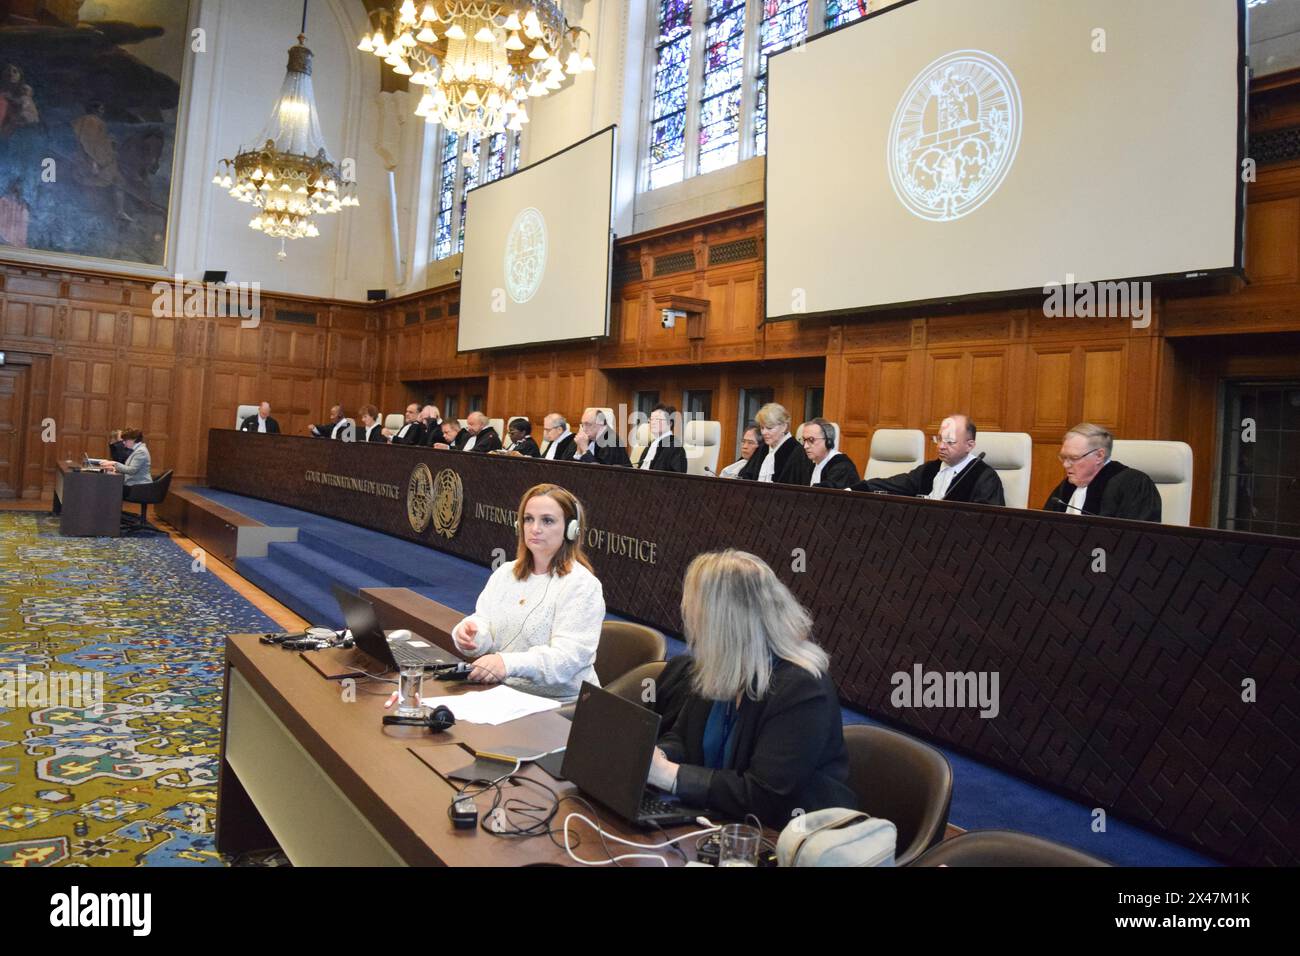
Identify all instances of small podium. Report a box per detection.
[54,461,124,537]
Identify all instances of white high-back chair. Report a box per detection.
[486,418,504,438]
[684,420,722,476]
[976,432,1033,508]
[1111,439,1194,526]
[384,413,404,432]
[630,422,652,465]
[236,404,258,429]
[864,428,926,481]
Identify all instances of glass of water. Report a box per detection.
[395,665,428,719]
[717,823,761,867]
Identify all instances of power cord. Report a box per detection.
[561,809,721,867]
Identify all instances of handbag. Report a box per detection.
[776,809,896,867]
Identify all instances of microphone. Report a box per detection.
[703,466,716,476]
[1049,495,1088,514]
[940,451,986,500]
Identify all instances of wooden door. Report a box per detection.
[0,366,29,499]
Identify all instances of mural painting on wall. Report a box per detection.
[0,0,189,266]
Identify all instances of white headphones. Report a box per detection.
[517,496,583,542]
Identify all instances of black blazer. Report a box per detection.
[738,435,813,486]
[509,436,540,457]
[543,433,578,462]
[391,420,426,445]
[362,423,387,443]
[578,432,632,467]
[659,660,857,828]
[446,428,470,450]
[419,419,443,446]
[851,457,1005,506]
[808,453,859,490]
[467,426,501,453]
[638,437,688,473]
[1043,460,1161,522]
[240,415,280,434]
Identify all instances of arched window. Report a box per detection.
[433,129,522,260]
[644,0,872,190]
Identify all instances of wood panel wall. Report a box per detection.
[6,70,1300,526]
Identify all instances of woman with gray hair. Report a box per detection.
[648,550,856,827]
[738,402,813,485]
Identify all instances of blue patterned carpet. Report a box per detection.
[0,511,281,866]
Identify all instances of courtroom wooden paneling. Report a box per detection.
[9,74,1300,518]
[206,431,1300,866]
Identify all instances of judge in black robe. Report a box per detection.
[239,407,280,433]
[638,404,688,473]
[739,431,813,486]
[799,419,859,489]
[466,424,502,453]
[543,431,577,461]
[504,419,540,457]
[435,421,471,450]
[851,457,1005,505]
[575,408,632,467]
[1043,459,1161,522]
[391,419,425,445]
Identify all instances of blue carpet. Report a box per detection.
[193,488,1218,866]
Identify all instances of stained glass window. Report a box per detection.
[824,0,870,31]
[648,0,692,189]
[754,0,808,157]
[434,129,459,260]
[433,128,520,261]
[698,0,745,174]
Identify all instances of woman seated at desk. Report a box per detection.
[451,484,604,701]
[648,550,856,828]
[92,428,153,499]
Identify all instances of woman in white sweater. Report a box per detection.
[452,483,605,701]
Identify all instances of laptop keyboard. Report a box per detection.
[639,794,686,819]
[390,642,437,667]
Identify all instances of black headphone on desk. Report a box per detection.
[382,704,456,732]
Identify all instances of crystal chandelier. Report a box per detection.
[359,2,594,138]
[213,0,357,257]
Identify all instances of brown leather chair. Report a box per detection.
[843,724,953,866]
[603,660,667,703]
[909,829,1111,867]
[592,621,666,685]
[557,660,667,722]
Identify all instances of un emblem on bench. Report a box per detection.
[431,468,463,539]
[408,464,435,533]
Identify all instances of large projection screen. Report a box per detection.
[458,126,615,351]
[765,0,1245,320]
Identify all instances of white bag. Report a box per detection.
[776,809,896,867]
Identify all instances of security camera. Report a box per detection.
[661,308,686,329]
[454,268,462,281]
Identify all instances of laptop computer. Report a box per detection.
[561,681,706,829]
[331,584,457,670]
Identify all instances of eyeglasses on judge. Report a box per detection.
[1058,447,1103,465]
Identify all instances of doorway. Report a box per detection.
[0,364,30,499]
[1218,380,1300,536]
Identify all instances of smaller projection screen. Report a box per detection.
[458,126,615,351]
[764,0,1246,320]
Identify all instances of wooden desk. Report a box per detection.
[216,633,698,866]
[53,461,123,537]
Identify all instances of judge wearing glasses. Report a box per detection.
[738,403,813,485]
[800,418,859,489]
[718,423,760,478]
[1042,422,1161,521]
[851,414,1004,505]
[540,413,577,461]
[637,403,687,472]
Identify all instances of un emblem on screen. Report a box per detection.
[431,468,463,539]
[504,206,547,304]
[407,464,435,534]
[888,50,1022,222]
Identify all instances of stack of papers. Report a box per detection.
[422,685,562,726]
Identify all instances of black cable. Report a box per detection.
[301,0,309,37]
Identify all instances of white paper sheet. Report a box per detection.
[422,685,561,726]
